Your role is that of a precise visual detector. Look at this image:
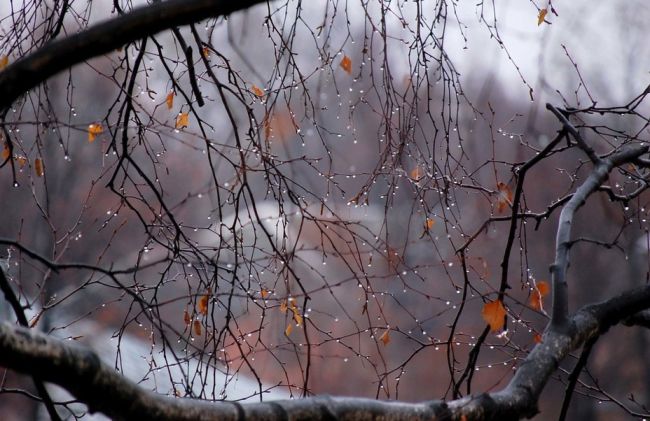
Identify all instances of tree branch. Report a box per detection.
[549,144,648,328]
[0,0,268,112]
[2,284,650,420]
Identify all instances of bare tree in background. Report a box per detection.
[1,1,650,419]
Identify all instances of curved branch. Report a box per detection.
[2,284,650,420]
[0,0,268,111]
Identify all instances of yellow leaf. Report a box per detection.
[88,123,103,143]
[0,55,8,71]
[481,300,506,332]
[537,8,548,26]
[379,330,391,346]
[176,112,189,129]
[340,55,352,75]
[293,312,303,327]
[34,158,43,177]
[166,91,174,110]
[193,319,202,336]
[285,323,293,336]
[251,85,265,98]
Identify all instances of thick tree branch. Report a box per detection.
[549,144,648,328]
[2,284,650,420]
[0,0,268,112]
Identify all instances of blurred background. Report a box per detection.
[1,0,649,419]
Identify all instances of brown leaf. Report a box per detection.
[1,143,9,161]
[533,333,543,344]
[481,299,506,332]
[176,112,189,129]
[425,217,435,230]
[16,156,26,168]
[280,300,288,313]
[529,281,550,311]
[34,158,43,177]
[285,323,293,336]
[166,91,174,110]
[496,182,513,213]
[410,166,424,180]
[293,311,303,327]
[260,289,270,299]
[379,330,391,346]
[183,309,191,326]
[340,55,352,75]
[537,8,548,26]
[251,85,265,98]
[193,319,202,336]
[0,55,8,71]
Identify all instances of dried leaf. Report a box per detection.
[198,295,209,315]
[16,156,26,168]
[481,299,506,332]
[496,182,513,213]
[529,281,550,311]
[193,319,202,336]
[410,166,424,180]
[293,311,303,327]
[533,333,543,344]
[183,309,191,326]
[34,158,43,177]
[176,112,189,129]
[88,123,103,143]
[202,46,210,58]
[262,110,298,142]
[285,323,293,336]
[537,8,548,26]
[0,55,8,71]
[166,91,174,110]
[280,300,288,313]
[340,55,352,75]
[425,218,435,230]
[379,330,391,346]
[260,289,270,299]
[251,85,265,98]
[1,143,9,161]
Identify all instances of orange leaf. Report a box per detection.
[536,281,550,296]
[1,143,9,161]
[537,8,548,26]
[0,55,8,71]
[183,309,191,326]
[166,91,174,110]
[202,46,210,58]
[496,182,513,213]
[16,156,26,168]
[251,85,265,98]
[340,55,352,75]
[481,300,506,332]
[529,281,550,311]
[379,330,391,346]
[176,112,189,129]
[280,300,288,313]
[88,123,103,143]
[193,319,202,336]
[198,295,209,315]
[293,312,303,327]
[285,323,293,336]
[410,166,424,180]
[425,218,435,230]
[34,158,43,177]
[260,289,270,299]
[533,333,543,344]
